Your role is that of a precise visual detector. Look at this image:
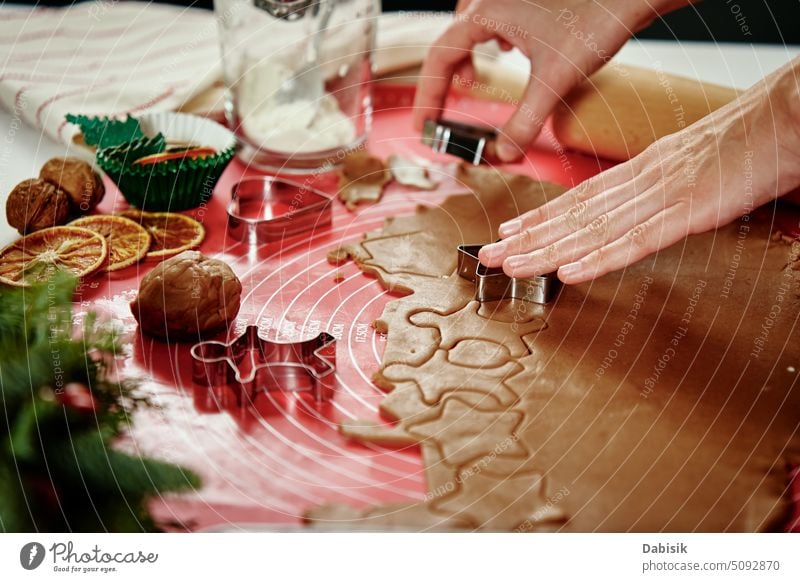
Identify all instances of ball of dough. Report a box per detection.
[40,157,105,212]
[131,250,242,340]
[5,178,70,234]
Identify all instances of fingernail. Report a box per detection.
[558,262,582,281]
[504,255,527,269]
[499,219,521,237]
[496,142,518,162]
[479,241,506,261]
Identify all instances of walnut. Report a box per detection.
[39,157,105,213]
[5,178,70,234]
[131,250,242,340]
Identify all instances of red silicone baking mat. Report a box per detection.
[76,84,800,531]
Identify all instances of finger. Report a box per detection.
[497,186,667,278]
[494,56,585,162]
[479,167,651,267]
[556,204,691,284]
[483,176,656,267]
[498,159,642,239]
[413,23,489,131]
[453,57,477,87]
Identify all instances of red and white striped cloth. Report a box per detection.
[0,2,223,143]
[0,1,453,144]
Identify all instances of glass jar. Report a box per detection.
[214,0,378,173]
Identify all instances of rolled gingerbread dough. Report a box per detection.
[307,164,800,532]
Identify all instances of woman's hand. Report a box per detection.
[413,0,689,162]
[478,58,800,284]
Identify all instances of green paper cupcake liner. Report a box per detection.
[66,113,146,150]
[96,112,236,212]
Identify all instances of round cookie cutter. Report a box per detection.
[227,176,333,246]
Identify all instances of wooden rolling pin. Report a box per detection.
[471,58,739,162]
[551,64,739,161]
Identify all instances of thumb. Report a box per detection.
[495,64,580,162]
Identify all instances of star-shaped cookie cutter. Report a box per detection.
[457,243,560,304]
[190,325,337,403]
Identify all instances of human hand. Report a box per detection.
[478,58,800,284]
[455,0,472,13]
[414,0,689,162]
[454,0,512,51]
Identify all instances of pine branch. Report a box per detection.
[0,275,200,532]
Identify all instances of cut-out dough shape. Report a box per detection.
[362,231,452,278]
[338,151,392,210]
[410,301,546,358]
[447,338,514,369]
[375,278,474,367]
[380,349,521,406]
[477,299,546,324]
[432,471,566,531]
[377,383,526,442]
[406,397,527,469]
[339,420,418,446]
[377,379,435,424]
[326,246,350,265]
[388,155,439,190]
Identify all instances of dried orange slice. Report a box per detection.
[0,226,108,287]
[70,215,151,271]
[118,210,204,259]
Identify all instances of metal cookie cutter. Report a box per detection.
[457,243,560,304]
[227,177,333,246]
[190,325,337,403]
[422,118,497,165]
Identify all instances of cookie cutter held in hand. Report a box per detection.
[457,244,560,304]
[190,325,337,403]
[227,177,333,246]
[422,118,498,165]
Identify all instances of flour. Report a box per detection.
[238,61,356,154]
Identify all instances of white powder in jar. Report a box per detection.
[238,61,356,154]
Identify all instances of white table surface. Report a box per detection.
[1,38,798,247]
